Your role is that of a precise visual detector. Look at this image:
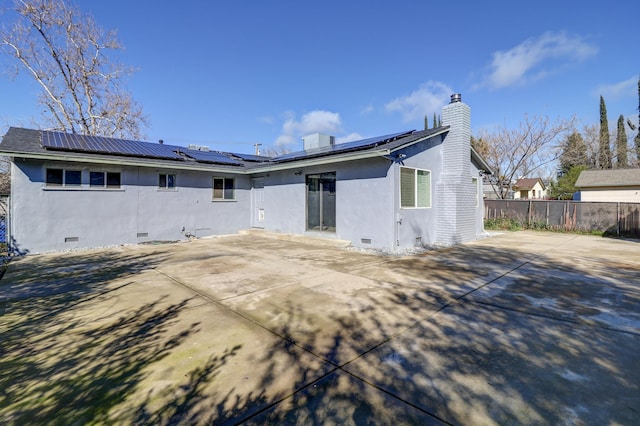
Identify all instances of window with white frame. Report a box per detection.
[213,177,235,200]
[159,173,176,189]
[472,177,479,207]
[46,168,81,187]
[400,167,431,208]
[90,171,121,188]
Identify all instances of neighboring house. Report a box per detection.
[512,178,547,199]
[0,94,492,254]
[575,169,640,203]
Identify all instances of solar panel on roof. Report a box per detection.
[230,152,271,162]
[273,130,414,162]
[181,149,243,166]
[41,131,184,160]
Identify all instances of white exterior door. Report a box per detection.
[251,178,265,228]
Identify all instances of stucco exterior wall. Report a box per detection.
[392,137,443,250]
[10,158,250,253]
[254,158,397,251]
[579,187,640,203]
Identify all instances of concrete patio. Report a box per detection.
[0,231,638,424]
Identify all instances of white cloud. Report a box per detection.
[275,110,343,146]
[385,81,453,122]
[482,31,597,90]
[360,104,374,116]
[594,76,637,100]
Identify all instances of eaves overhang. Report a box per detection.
[387,128,449,153]
[0,150,246,174]
[246,149,392,174]
[471,146,493,175]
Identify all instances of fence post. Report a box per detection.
[546,202,549,226]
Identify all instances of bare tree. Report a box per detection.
[0,0,147,139]
[0,157,10,194]
[579,123,604,169]
[477,115,574,199]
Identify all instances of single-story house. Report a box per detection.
[512,177,547,199]
[575,169,640,203]
[0,94,492,254]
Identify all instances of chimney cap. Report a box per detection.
[450,93,462,103]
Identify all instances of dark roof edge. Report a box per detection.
[471,146,492,175]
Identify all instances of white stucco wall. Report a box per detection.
[254,158,398,251]
[579,187,640,203]
[10,159,250,253]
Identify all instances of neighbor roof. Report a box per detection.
[513,177,545,190]
[575,169,640,188]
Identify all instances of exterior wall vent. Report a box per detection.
[137,232,149,238]
[361,238,372,244]
[64,237,79,242]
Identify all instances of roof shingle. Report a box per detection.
[575,169,640,188]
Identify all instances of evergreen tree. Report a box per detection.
[616,114,628,168]
[559,131,588,174]
[433,113,437,129]
[598,96,612,169]
[549,165,587,200]
[424,115,429,130]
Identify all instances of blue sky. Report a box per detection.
[1,0,638,154]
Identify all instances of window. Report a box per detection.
[472,177,479,207]
[213,177,235,200]
[46,168,81,187]
[159,173,176,189]
[90,171,121,188]
[400,167,431,208]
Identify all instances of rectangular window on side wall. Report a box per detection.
[472,177,479,207]
[46,168,81,187]
[159,173,176,189]
[90,171,121,188]
[400,167,431,208]
[213,177,235,200]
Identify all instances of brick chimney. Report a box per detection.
[435,94,476,245]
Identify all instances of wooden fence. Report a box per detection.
[484,199,640,237]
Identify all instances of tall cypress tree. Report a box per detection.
[433,113,437,129]
[599,96,612,169]
[424,115,429,130]
[616,115,628,168]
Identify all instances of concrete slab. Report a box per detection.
[344,300,639,425]
[1,231,638,424]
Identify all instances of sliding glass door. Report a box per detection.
[306,172,336,232]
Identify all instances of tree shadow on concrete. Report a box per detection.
[228,241,640,424]
[1,237,639,424]
[0,248,206,424]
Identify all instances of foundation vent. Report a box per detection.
[137,232,149,238]
[361,238,372,244]
[64,237,79,243]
